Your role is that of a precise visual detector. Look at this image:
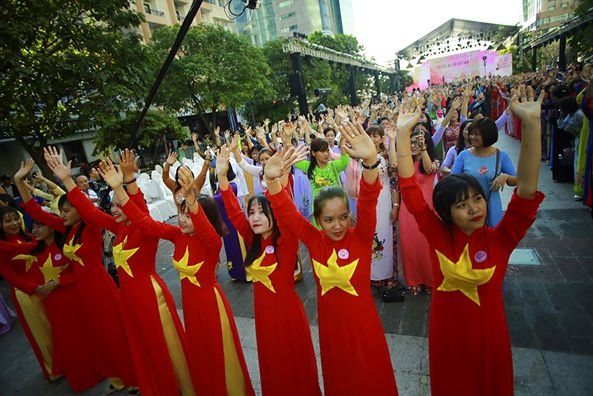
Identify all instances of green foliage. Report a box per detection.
[93,110,187,158]
[569,0,593,58]
[499,46,531,73]
[0,0,154,172]
[150,24,273,135]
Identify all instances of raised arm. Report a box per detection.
[510,85,544,198]
[162,152,179,193]
[98,157,179,241]
[43,146,77,193]
[193,150,212,193]
[216,145,253,245]
[13,159,36,204]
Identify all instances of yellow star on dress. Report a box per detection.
[436,244,496,306]
[12,254,37,272]
[113,236,139,278]
[172,247,203,287]
[38,256,69,283]
[312,249,359,297]
[63,238,84,266]
[246,251,277,293]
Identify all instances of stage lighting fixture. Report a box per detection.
[243,0,260,10]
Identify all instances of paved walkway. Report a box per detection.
[1,131,592,395]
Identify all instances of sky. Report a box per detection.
[350,0,524,67]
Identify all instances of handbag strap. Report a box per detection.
[487,148,500,201]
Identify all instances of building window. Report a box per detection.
[277,0,293,8]
[280,25,298,33]
[548,5,555,9]
[561,2,568,6]
[61,141,87,168]
[279,12,295,21]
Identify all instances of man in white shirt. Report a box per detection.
[75,174,99,206]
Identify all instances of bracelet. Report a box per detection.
[116,195,129,202]
[264,177,279,184]
[396,151,412,157]
[392,202,400,207]
[125,177,136,184]
[360,159,381,170]
[420,149,426,152]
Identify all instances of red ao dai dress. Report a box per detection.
[66,188,195,395]
[3,235,103,391]
[20,196,137,388]
[267,179,398,396]
[399,175,544,395]
[121,197,255,396]
[0,235,61,382]
[221,187,321,395]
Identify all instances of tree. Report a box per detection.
[569,0,593,58]
[93,110,188,166]
[0,0,154,175]
[150,24,273,137]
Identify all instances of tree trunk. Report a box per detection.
[14,134,53,180]
[210,111,218,143]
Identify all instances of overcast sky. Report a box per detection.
[350,0,524,66]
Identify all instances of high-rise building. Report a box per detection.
[133,0,237,42]
[234,0,356,47]
[522,0,579,31]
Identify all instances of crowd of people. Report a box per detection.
[0,63,592,395]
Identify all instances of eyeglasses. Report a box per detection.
[410,140,424,147]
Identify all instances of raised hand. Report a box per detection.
[117,149,139,180]
[32,170,44,183]
[509,85,543,122]
[335,104,348,119]
[98,157,124,189]
[264,118,270,127]
[177,166,195,197]
[166,151,178,165]
[191,132,198,143]
[14,159,35,181]
[384,122,397,141]
[396,103,422,136]
[229,133,239,151]
[338,121,375,163]
[216,145,231,178]
[452,96,463,110]
[43,147,71,182]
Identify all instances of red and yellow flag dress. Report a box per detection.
[21,198,137,388]
[0,235,61,382]
[267,179,399,396]
[122,198,255,396]
[67,187,195,395]
[399,175,544,395]
[221,187,321,395]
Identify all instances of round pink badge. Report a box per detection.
[338,249,349,259]
[474,251,487,263]
[265,245,275,254]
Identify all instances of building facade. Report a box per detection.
[522,0,579,31]
[134,0,237,42]
[234,0,356,47]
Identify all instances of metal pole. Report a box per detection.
[127,0,204,148]
[558,34,567,71]
[374,73,381,98]
[290,52,308,116]
[349,66,358,106]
